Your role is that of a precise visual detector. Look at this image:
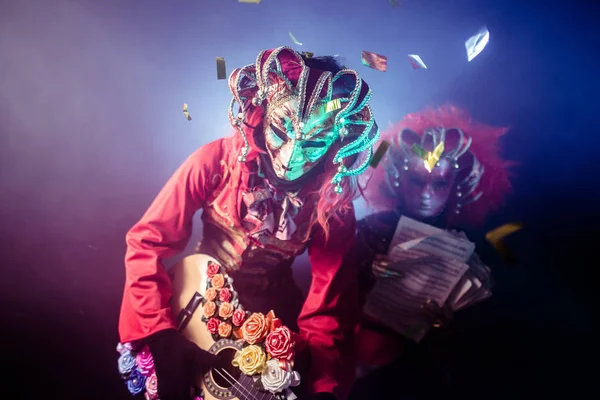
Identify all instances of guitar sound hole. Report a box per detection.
[212,348,242,389]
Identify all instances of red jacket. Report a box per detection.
[118,137,358,398]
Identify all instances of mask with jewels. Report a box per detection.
[227,47,379,191]
[365,106,513,228]
[385,127,481,220]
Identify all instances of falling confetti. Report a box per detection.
[182,103,192,121]
[408,54,428,70]
[485,222,524,264]
[361,50,388,72]
[370,140,391,168]
[238,0,261,3]
[465,26,490,62]
[289,31,303,46]
[216,57,227,80]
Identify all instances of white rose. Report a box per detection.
[260,359,301,394]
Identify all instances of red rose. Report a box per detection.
[265,326,294,360]
[219,288,232,303]
[206,262,220,278]
[206,317,219,335]
[232,309,247,327]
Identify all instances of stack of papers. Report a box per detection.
[364,216,493,342]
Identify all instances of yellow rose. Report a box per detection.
[232,345,267,376]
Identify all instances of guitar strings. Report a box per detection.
[213,368,257,400]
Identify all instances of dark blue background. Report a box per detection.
[0,0,597,398]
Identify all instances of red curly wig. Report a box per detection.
[364,105,515,228]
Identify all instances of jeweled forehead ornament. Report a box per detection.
[384,126,484,214]
[227,46,379,194]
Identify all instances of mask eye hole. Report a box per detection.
[302,141,326,149]
[269,124,289,142]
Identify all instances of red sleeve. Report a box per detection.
[118,142,222,343]
[298,207,359,399]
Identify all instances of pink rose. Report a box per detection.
[206,261,220,278]
[144,372,158,399]
[135,345,155,376]
[232,309,247,327]
[219,288,232,303]
[206,317,219,335]
[265,326,294,360]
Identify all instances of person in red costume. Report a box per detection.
[351,105,513,379]
[117,47,379,400]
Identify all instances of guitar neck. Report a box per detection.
[229,372,279,400]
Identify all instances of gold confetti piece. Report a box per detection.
[182,103,192,121]
[324,98,341,113]
[216,57,226,80]
[408,54,428,70]
[289,31,303,46]
[486,222,524,265]
[370,140,390,168]
[238,0,261,3]
[361,50,388,72]
[301,51,314,59]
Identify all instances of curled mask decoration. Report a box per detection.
[383,127,484,215]
[227,46,379,193]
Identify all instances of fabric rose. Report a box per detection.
[207,262,221,277]
[205,288,217,301]
[232,344,267,376]
[260,359,301,394]
[241,312,270,344]
[126,369,147,395]
[135,345,155,376]
[207,317,220,335]
[232,309,247,327]
[219,302,234,319]
[211,274,225,289]
[118,351,137,375]
[203,301,216,318]
[218,322,232,338]
[117,342,133,355]
[219,288,232,303]
[265,326,294,360]
[144,372,158,400]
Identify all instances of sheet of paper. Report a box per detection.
[388,216,475,262]
[364,256,469,342]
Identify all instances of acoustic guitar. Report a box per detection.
[170,254,284,400]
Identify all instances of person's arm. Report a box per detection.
[297,206,359,400]
[118,141,222,343]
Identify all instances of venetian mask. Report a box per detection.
[400,155,456,219]
[386,127,477,220]
[263,97,338,181]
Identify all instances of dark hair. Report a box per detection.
[301,55,346,73]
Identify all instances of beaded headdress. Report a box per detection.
[384,127,484,215]
[227,46,379,193]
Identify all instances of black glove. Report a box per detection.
[301,394,337,400]
[146,329,227,400]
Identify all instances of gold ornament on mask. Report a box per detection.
[412,142,445,173]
